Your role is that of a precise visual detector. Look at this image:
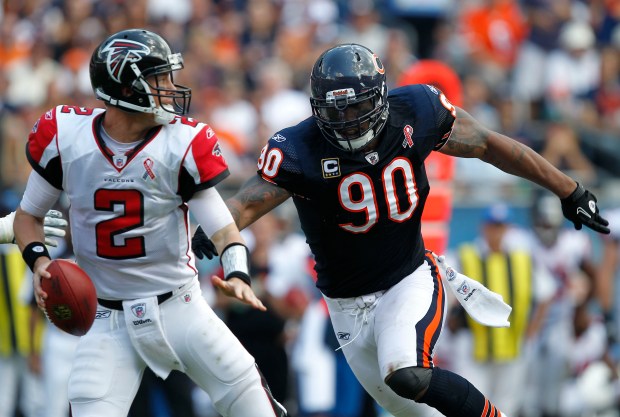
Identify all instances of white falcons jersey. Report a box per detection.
[27,105,230,299]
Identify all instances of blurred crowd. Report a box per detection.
[2,0,620,417]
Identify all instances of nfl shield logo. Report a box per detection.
[365,152,379,165]
[457,282,470,296]
[131,303,146,318]
[114,155,127,168]
[183,292,192,303]
[446,267,457,281]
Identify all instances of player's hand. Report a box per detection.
[32,257,52,310]
[192,226,218,260]
[0,211,16,244]
[211,275,266,311]
[43,210,68,247]
[560,183,610,234]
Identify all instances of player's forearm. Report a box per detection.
[13,208,46,251]
[440,108,577,198]
[442,108,577,198]
[210,222,245,256]
[226,175,291,230]
[483,133,577,198]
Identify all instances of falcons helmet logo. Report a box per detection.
[102,40,151,83]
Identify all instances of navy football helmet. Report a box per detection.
[310,44,389,152]
[90,29,191,124]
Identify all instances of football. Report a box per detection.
[41,259,97,336]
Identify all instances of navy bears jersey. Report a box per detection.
[258,84,456,298]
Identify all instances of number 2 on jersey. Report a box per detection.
[94,189,146,259]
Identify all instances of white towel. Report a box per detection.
[434,254,512,328]
[123,296,183,378]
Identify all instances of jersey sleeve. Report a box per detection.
[420,84,456,152]
[179,123,230,201]
[256,132,305,195]
[26,107,63,190]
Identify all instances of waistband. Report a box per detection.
[98,291,173,311]
[324,290,385,312]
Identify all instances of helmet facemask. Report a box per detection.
[126,53,191,124]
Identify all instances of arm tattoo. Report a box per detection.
[227,176,291,228]
[442,108,487,158]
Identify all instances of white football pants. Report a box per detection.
[67,278,283,417]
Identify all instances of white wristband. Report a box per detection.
[220,243,251,286]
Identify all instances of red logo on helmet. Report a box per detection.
[102,40,151,83]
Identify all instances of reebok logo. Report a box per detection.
[133,318,153,326]
[96,310,111,319]
[337,332,351,340]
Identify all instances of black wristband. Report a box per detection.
[563,182,585,202]
[22,241,50,272]
[220,243,251,286]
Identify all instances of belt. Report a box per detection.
[97,291,174,311]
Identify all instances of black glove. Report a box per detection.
[560,183,610,234]
[191,226,219,260]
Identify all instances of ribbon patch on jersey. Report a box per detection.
[142,158,156,180]
[402,125,414,148]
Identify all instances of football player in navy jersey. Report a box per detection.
[193,44,610,417]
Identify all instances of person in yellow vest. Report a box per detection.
[452,203,556,417]
[0,242,46,417]
[0,208,67,417]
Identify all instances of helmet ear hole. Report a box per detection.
[120,86,134,97]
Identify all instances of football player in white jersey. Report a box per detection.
[526,193,599,417]
[12,29,287,417]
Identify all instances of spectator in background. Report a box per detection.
[597,208,620,354]
[546,287,618,417]
[457,0,528,89]
[511,0,572,119]
[4,41,61,110]
[594,25,620,133]
[544,20,601,123]
[338,0,390,59]
[397,59,463,106]
[0,204,45,417]
[209,73,260,160]
[254,58,312,136]
[451,203,555,417]
[539,122,597,186]
[527,192,600,417]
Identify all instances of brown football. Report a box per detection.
[41,259,97,336]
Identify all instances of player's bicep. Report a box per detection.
[437,107,489,159]
[20,170,62,218]
[228,175,291,230]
